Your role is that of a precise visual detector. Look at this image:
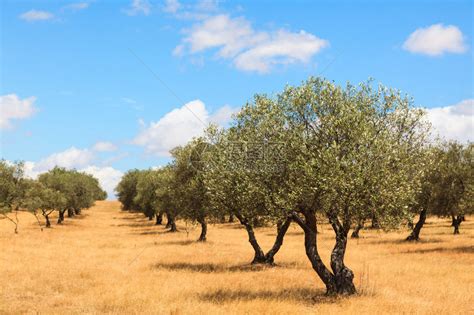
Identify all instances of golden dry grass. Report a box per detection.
[1,201,473,314]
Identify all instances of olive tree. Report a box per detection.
[281,78,430,295]
[204,96,294,264]
[115,169,142,211]
[24,181,67,228]
[0,160,28,233]
[169,139,211,241]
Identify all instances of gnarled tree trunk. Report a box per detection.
[67,208,74,218]
[406,209,426,241]
[328,215,356,295]
[74,208,81,215]
[263,216,292,264]
[292,210,337,294]
[235,213,266,264]
[228,213,234,223]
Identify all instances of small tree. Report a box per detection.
[24,181,67,228]
[115,169,142,211]
[430,142,473,234]
[0,160,27,233]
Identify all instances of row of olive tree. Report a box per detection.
[115,77,472,296]
[0,161,107,231]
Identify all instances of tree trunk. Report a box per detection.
[167,214,177,232]
[155,212,163,225]
[235,213,266,264]
[292,210,337,294]
[169,220,177,232]
[44,214,51,228]
[74,208,81,215]
[148,214,154,221]
[264,216,292,264]
[165,213,171,229]
[57,210,65,224]
[351,220,363,238]
[197,217,207,242]
[228,213,234,223]
[452,215,462,234]
[67,208,74,217]
[329,219,356,295]
[406,209,427,241]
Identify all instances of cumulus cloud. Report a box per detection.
[209,105,239,125]
[403,24,467,56]
[133,100,237,156]
[93,142,118,152]
[175,14,328,73]
[34,147,95,171]
[81,166,124,199]
[426,99,473,142]
[19,10,54,21]
[125,0,151,16]
[0,94,37,129]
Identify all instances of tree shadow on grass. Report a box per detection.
[200,287,339,305]
[401,245,474,254]
[152,262,287,273]
[364,238,444,245]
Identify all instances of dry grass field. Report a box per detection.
[1,201,473,314]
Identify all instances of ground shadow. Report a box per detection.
[401,245,474,254]
[160,239,198,246]
[364,237,444,245]
[152,262,288,273]
[200,287,339,304]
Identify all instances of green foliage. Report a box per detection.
[115,169,142,210]
[424,141,473,218]
[0,160,27,215]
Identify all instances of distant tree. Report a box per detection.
[134,169,161,221]
[115,169,142,211]
[24,181,67,228]
[171,138,213,241]
[204,96,293,264]
[38,168,106,223]
[0,160,27,233]
[154,166,180,232]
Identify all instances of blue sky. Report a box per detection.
[1,0,473,197]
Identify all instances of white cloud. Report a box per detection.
[133,100,208,156]
[163,0,181,14]
[175,14,328,73]
[81,166,124,199]
[93,142,118,152]
[22,160,122,200]
[19,10,54,21]
[403,24,467,56]
[426,99,474,142]
[125,0,151,16]
[133,100,236,156]
[234,30,328,73]
[209,105,239,125]
[63,2,89,11]
[34,147,95,171]
[0,94,37,129]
